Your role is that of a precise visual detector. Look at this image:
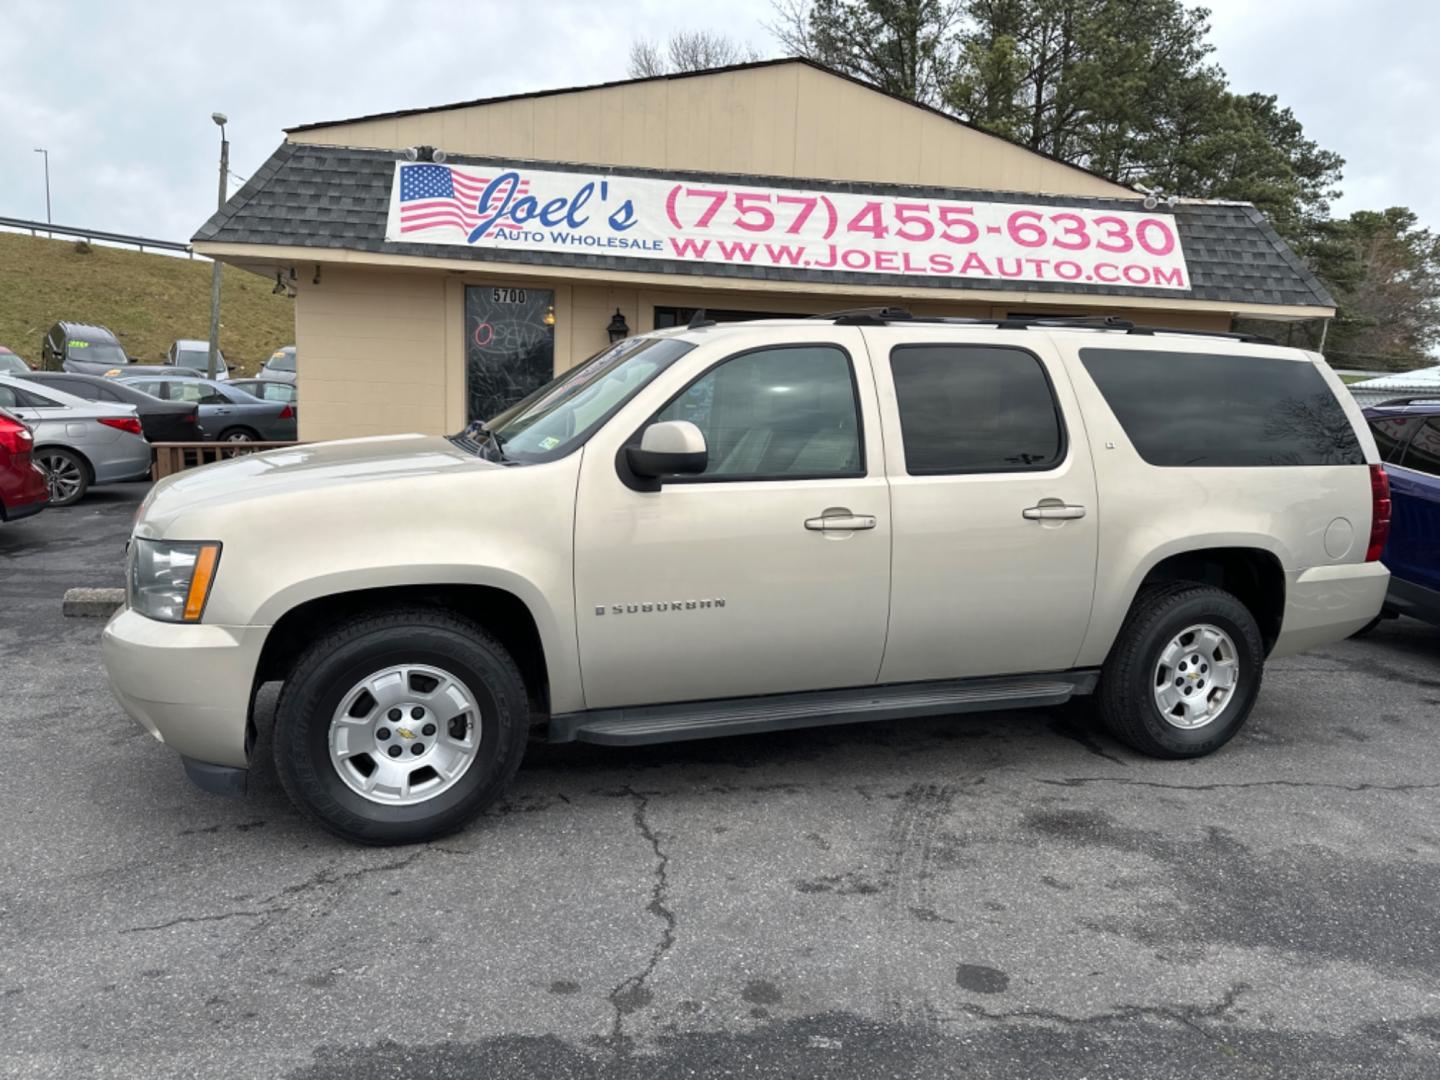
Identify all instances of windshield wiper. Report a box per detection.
[451,422,508,463]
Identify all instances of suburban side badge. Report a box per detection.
[596,599,726,615]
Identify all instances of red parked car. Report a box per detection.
[0,406,49,524]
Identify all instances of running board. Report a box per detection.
[548,671,1099,746]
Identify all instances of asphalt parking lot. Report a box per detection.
[3,484,1440,1079]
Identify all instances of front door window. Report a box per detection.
[653,346,862,479]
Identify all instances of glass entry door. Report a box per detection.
[465,286,555,423]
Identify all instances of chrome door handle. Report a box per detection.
[805,512,877,531]
[1022,504,1087,521]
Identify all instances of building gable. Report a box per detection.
[285,58,1132,199]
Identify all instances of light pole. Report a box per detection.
[206,113,229,381]
[33,149,50,234]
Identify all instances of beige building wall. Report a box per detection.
[288,62,1130,199]
[290,262,1230,443]
[293,267,452,442]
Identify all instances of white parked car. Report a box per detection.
[102,314,1389,843]
[1347,364,1440,408]
[0,374,151,506]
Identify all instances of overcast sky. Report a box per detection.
[2,0,1434,244]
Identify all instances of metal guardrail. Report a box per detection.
[0,215,192,257]
[152,441,305,479]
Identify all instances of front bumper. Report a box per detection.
[1270,561,1390,658]
[101,606,269,769]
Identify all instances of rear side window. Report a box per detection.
[53,379,101,401]
[13,386,58,408]
[1397,418,1440,477]
[890,345,1064,474]
[1080,348,1364,467]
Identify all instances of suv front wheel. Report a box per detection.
[1097,583,1265,758]
[272,609,529,844]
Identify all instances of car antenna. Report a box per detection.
[687,308,717,329]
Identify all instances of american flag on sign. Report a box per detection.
[396,164,530,235]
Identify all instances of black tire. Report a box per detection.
[1096,582,1264,759]
[35,447,90,507]
[272,608,529,845]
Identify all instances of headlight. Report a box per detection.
[129,539,222,623]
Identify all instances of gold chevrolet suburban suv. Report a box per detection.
[102,313,1391,844]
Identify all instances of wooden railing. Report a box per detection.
[151,441,305,480]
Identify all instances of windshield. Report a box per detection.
[474,336,695,464]
[70,342,127,366]
[268,349,296,373]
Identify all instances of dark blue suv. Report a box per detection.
[1365,399,1440,626]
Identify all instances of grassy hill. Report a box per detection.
[0,231,294,376]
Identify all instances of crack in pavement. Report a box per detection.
[270,850,426,901]
[123,851,428,941]
[606,785,677,1050]
[1040,776,1440,794]
[955,982,1250,1042]
[119,907,289,934]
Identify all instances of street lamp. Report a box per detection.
[206,113,229,381]
[33,148,50,234]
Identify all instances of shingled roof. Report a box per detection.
[196,142,1335,310]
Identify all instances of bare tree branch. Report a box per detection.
[628,30,763,77]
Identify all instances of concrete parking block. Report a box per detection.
[62,586,126,618]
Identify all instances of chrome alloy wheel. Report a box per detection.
[1153,623,1240,730]
[328,664,481,805]
[223,430,255,442]
[38,452,84,504]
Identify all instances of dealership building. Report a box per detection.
[194,58,1336,442]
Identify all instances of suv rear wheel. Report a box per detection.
[1097,583,1264,758]
[272,608,529,845]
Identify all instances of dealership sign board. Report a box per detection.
[386,162,1191,290]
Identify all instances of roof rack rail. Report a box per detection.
[798,306,1277,344]
[1372,394,1440,408]
[811,307,917,325]
[1125,324,1276,345]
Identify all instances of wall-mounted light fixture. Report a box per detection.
[1135,183,1179,211]
[607,308,630,343]
[403,145,447,164]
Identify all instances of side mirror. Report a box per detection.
[626,420,708,481]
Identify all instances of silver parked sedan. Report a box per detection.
[0,374,151,506]
[119,374,297,443]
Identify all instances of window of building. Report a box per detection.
[465,286,556,423]
[1079,348,1364,467]
[889,345,1064,474]
[653,345,862,480]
